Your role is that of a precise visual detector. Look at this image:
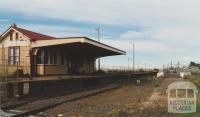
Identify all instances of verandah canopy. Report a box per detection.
[31,37,126,57]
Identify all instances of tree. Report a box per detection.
[189,61,196,67]
[189,61,200,68]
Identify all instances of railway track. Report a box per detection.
[1,85,108,111]
[1,74,155,117]
[1,75,153,108]
[2,84,120,117]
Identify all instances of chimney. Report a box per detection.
[11,23,17,28]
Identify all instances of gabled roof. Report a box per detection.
[0,24,126,56]
[0,24,55,41]
[13,27,55,40]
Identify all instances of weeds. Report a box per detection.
[186,74,200,87]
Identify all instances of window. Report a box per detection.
[10,33,13,41]
[49,49,57,65]
[44,49,48,64]
[61,52,65,65]
[37,49,44,64]
[16,33,19,40]
[50,49,53,64]
[187,89,194,98]
[8,47,20,65]
[170,89,176,98]
[37,48,49,64]
[177,89,186,98]
[54,51,57,64]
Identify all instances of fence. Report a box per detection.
[0,59,30,82]
[101,65,154,73]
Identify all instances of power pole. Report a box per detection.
[130,41,135,72]
[95,27,100,71]
[177,61,180,68]
[163,64,165,71]
[128,58,130,71]
[171,61,173,69]
[132,42,135,72]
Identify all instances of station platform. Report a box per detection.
[1,72,156,83]
[0,72,157,101]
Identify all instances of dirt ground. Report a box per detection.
[38,77,200,117]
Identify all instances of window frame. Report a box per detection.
[8,46,20,65]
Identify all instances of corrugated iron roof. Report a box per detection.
[13,26,55,40]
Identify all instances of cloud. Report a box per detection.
[0,19,10,22]
[101,38,172,54]
[152,26,200,44]
[120,31,147,40]
[101,26,200,67]
[1,0,200,67]
[1,0,200,25]
[17,23,92,37]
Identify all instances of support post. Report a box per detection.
[16,61,19,81]
[29,49,32,80]
[95,27,101,71]
[128,58,129,71]
[5,60,8,83]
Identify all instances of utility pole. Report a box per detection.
[95,27,100,71]
[128,58,130,71]
[171,61,173,69]
[145,63,147,71]
[133,42,135,72]
[177,61,180,68]
[149,64,150,71]
[130,41,135,72]
[163,64,165,71]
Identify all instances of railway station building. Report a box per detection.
[0,24,125,77]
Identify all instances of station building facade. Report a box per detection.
[0,24,125,77]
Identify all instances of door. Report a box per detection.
[30,55,37,76]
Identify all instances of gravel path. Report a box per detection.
[37,77,162,117]
[4,84,120,117]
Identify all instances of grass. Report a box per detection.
[182,73,200,117]
[197,104,200,112]
[110,111,120,117]
[186,73,200,87]
[110,110,130,117]
[182,104,200,117]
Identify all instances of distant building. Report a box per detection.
[189,66,200,73]
[0,24,125,77]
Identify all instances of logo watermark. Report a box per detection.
[0,109,9,117]
[166,81,198,113]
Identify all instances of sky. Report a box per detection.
[0,0,200,69]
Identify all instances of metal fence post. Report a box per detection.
[5,59,8,83]
[16,61,19,81]
[3,59,4,80]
